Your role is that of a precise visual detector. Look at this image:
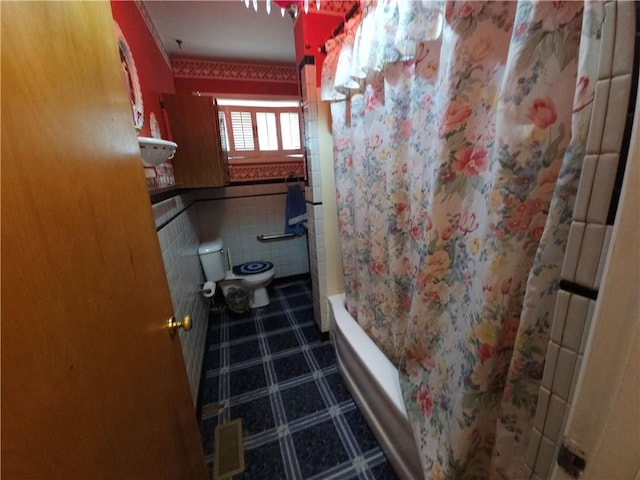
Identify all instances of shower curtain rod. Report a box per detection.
[319,1,360,54]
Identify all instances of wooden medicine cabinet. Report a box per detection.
[162,94,227,187]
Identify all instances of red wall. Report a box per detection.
[174,75,298,97]
[110,1,175,139]
[110,2,344,125]
[294,12,343,86]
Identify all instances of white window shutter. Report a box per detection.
[256,112,278,151]
[230,111,254,151]
[280,112,300,150]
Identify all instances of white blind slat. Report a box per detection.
[218,111,229,151]
[230,111,254,151]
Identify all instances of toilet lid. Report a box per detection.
[233,261,273,276]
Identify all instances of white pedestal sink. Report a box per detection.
[137,137,177,167]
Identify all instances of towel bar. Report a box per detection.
[257,233,297,242]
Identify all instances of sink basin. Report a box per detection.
[137,137,177,167]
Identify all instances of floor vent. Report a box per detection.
[213,419,244,479]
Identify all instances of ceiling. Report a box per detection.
[143,1,298,64]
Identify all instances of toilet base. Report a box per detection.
[218,266,274,309]
[251,287,270,308]
[219,280,272,309]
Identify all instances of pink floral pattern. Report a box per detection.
[527,97,558,129]
[325,1,602,478]
[439,100,474,136]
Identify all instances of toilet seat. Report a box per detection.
[233,261,274,276]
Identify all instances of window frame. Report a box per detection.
[217,100,304,164]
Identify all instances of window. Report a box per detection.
[217,98,303,162]
[230,111,254,151]
[280,112,301,150]
[256,112,278,150]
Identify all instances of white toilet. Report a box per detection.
[198,238,275,308]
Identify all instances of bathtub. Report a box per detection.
[328,294,423,480]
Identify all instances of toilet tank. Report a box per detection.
[198,239,227,282]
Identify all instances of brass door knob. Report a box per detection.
[168,315,192,335]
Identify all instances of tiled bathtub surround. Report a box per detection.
[153,193,209,405]
[301,60,345,332]
[199,278,397,479]
[526,2,638,478]
[301,62,328,331]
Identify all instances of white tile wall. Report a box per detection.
[534,387,551,433]
[529,3,637,477]
[567,354,583,404]
[542,341,560,391]
[552,347,577,402]
[307,203,331,330]
[193,186,309,279]
[585,154,619,223]
[574,223,606,288]
[561,221,585,282]
[151,184,312,405]
[601,74,632,152]
[544,394,567,444]
[572,155,597,221]
[527,428,543,469]
[611,2,636,77]
[301,62,331,331]
[550,291,570,345]
[579,300,597,355]
[585,79,610,153]
[303,65,321,205]
[593,225,613,289]
[154,195,209,406]
[534,435,556,479]
[597,2,617,80]
[537,288,599,478]
[301,63,317,109]
[562,295,590,353]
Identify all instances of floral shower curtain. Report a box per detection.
[322,1,602,478]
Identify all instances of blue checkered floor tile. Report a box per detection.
[198,277,399,479]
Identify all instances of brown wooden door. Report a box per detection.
[1,3,206,479]
[163,94,227,187]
